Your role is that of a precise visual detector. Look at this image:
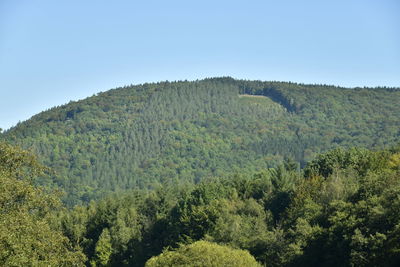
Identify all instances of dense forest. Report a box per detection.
[1,78,399,205]
[1,142,400,266]
[1,78,400,266]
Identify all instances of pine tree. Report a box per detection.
[91,228,112,267]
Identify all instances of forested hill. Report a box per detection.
[2,77,400,205]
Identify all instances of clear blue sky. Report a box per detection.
[0,0,399,130]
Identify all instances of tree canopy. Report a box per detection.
[0,142,85,266]
[52,145,400,266]
[145,241,261,267]
[1,78,400,266]
[2,78,399,205]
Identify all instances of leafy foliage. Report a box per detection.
[2,140,400,266]
[145,240,261,267]
[2,78,399,205]
[55,145,400,266]
[1,77,400,266]
[0,143,85,266]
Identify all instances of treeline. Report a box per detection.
[2,142,400,266]
[2,78,400,205]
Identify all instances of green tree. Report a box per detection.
[145,240,261,267]
[0,142,85,266]
[91,228,113,267]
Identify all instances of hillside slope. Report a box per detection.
[2,77,399,205]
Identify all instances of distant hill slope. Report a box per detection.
[2,77,399,205]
